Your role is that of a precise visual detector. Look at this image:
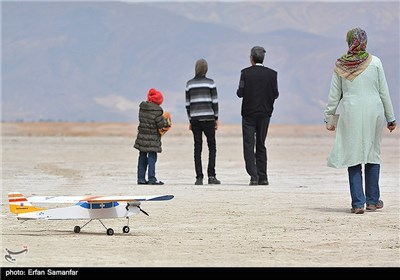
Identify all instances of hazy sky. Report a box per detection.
[3,0,397,123]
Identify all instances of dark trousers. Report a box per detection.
[242,116,270,182]
[191,120,216,179]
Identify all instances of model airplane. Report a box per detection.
[8,192,174,236]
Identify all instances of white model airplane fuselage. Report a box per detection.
[8,192,174,235]
[15,201,141,220]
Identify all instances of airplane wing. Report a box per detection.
[27,196,86,204]
[27,194,174,204]
[85,195,174,202]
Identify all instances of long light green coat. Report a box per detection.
[324,55,395,168]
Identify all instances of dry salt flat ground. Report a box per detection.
[1,123,399,267]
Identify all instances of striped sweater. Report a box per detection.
[185,76,219,122]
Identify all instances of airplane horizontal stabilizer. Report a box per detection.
[8,192,45,214]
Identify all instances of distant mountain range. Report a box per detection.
[2,1,399,124]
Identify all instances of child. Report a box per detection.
[134,88,166,185]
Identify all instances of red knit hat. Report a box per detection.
[147,88,164,105]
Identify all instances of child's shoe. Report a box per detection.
[148,180,164,185]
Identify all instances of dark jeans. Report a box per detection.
[242,116,270,182]
[137,151,158,183]
[191,120,216,179]
[348,163,380,208]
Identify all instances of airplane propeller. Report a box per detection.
[125,202,149,216]
[139,207,149,216]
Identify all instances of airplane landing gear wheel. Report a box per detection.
[106,228,114,236]
[123,226,130,233]
[74,226,81,233]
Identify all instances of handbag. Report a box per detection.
[159,111,172,136]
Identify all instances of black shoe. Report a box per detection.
[137,180,148,185]
[148,181,164,185]
[208,176,221,184]
[258,180,269,185]
[195,178,203,185]
[249,180,258,185]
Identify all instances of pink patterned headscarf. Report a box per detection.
[334,27,371,81]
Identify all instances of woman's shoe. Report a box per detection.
[366,200,383,211]
[351,207,365,214]
[137,180,148,185]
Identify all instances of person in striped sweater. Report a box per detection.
[185,58,221,185]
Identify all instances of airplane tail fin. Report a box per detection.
[8,192,45,214]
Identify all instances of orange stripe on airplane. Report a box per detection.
[82,195,103,202]
[8,193,24,198]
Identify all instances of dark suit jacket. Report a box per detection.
[236,65,279,118]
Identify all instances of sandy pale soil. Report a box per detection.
[1,122,399,267]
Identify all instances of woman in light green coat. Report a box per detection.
[324,27,396,214]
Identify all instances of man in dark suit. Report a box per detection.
[236,46,279,185]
